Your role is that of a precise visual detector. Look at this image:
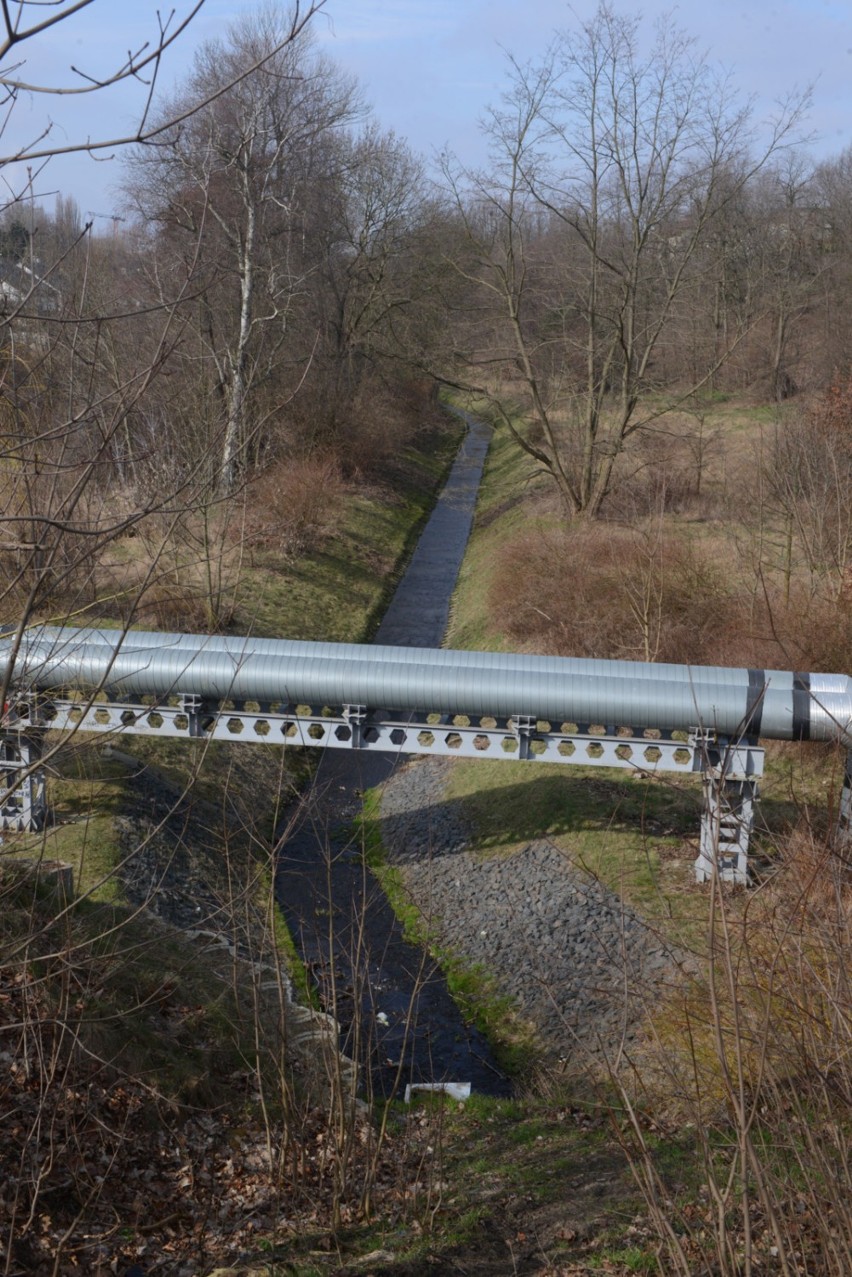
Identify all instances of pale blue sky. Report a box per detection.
[1,0,850,220]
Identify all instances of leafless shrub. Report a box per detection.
[754,583,852,673]
[340,381,422,477]
[698,569,852,673]
[285,375,425,479]
[760,377,852,608]
[134,575,216,631]
[489,522,732,664]
[241,455,346,559]
[612,428,701,518]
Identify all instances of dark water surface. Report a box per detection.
[275,415,511,1098]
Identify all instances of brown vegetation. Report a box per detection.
[2,2,852,1273]
[491,523,732,665]
[460,383,852,1275]
[616,827,851,1277]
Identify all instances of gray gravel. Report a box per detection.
[379,755,686,1061]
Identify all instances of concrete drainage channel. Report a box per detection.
[275,414,512,1099]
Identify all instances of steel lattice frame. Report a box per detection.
[1,693,768,882]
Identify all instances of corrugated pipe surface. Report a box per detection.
[19,625,848,694]
[3,629,850,744]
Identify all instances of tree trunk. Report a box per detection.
[219,201,256,496]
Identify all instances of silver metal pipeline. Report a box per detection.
[4,629,796,711]
[18,625,848,695]
[4,633,851,744]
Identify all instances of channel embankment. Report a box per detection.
[379,755,685,1062]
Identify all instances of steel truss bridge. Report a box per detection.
[3,626,851,884]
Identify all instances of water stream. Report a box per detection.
[275,415,511,1098]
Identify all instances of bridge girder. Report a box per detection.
[1,693,766,883]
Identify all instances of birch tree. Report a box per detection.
[127,7,359,495]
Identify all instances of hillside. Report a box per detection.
[2,2,852,1272]
[0,410,469,1275]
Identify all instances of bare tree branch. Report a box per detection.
[0,1,327,165]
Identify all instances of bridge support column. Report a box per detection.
[696,772,758,885]
[0,731,46,831]
[693,733,762,885]
[343,704,368,749]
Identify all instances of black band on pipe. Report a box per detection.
[793,672,811,740]
[745,668,766,737]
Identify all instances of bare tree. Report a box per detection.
[0,8,351,1270]
[762,377,852,606]
[313,125,427,439]
[444,2,809,518]
[745,154,827,402]
[126,6,359,494]
[0,2,336,848]
[809,148,852,380]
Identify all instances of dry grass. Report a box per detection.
[447,387,852,1275]
[615,825,852,1276]
[489,520,734,664]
